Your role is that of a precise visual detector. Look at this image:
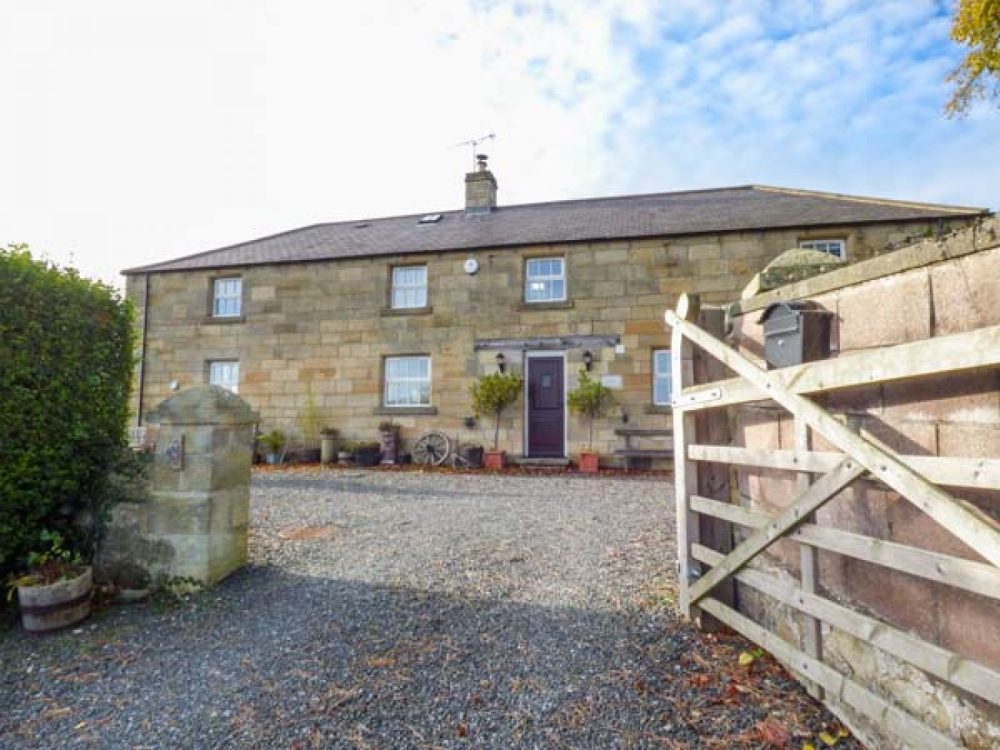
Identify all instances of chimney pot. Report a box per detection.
[465,154,497,213]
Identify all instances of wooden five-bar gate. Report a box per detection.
[666,293,1000,749]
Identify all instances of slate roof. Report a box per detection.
[123,184,987,274]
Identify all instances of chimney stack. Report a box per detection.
[465,154,497,213]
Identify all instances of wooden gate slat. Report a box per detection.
[693,544,1000,706]
[687,458,865,605]
[688,444,1000,491]
[666,306,1000,569]
[690,494,1000,600]
[674,323,1000,412]
[699,598,962,750]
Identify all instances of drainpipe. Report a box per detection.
[136,273,150,426]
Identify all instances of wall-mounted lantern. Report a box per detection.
[582,350,593,371]
[495,352,506,373]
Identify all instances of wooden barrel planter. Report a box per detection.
[17,566,93,634]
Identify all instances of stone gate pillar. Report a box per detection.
[146,385,258,584]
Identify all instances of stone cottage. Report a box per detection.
[122,159,987,465]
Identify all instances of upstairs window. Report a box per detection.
[525,257,566,303]
[391,266,428,309]
[209,360,240,394]
[213,277,242,317]
[384,355,431,407]
[653,349,672,406]
[799,238,846,260]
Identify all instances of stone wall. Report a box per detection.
[729,219,1000,748]
[128,218,959,462]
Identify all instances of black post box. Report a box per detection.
[758,301,833,369]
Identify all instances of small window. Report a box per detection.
[213,277,242,317]
[653,349,672,406]
[799,238,846,259]
[209,360,240,393]
[525,257,566,303]
[391,266,428,309]
[384,356,431,407]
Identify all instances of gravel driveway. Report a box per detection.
[1,469,853,749]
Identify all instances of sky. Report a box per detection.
[1,0,997,287]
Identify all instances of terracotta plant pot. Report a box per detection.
[17,566,93,634]
[579,451,600,473]
[484,450,506,470]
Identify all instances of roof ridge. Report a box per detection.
[752,184,986,215]
[497,184,758,211]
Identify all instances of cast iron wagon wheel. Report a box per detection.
[412,430,451,466]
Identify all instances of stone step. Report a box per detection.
[507,456,572,468]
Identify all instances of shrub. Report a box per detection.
[259,429,287,454]
[0,245,134,579]
[567,371,614,450]
[470,372,524,450]
[296,384,323,449]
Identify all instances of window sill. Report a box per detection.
[202,316,245,325]
[643,404,673,415]
[516,300,574,311]
[372,406,438,416]
[380,306,433,317]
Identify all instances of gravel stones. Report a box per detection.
[0,469,854,749]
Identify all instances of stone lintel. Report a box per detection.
[474,334,620,351]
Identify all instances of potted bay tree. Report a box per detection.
[471,371,523,469]
[568,371,613,473]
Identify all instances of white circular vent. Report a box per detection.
[464,258,480,275]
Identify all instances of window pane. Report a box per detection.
[213,278,241,317]
[654,377,671,405]
[654,350,670,374]
[384,356,431,406]
[209,361,239,394]
[525,257,565,303]
[391,266,427,308]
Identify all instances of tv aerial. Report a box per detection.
[454,132,496,168]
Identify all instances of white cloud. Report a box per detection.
[0,0,996,285]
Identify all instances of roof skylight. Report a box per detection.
[418,214,442,224]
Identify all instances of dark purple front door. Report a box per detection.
[527,356,565,458]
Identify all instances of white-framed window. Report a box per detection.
[653,349,672,406]
[213,277,242,317]
[391,266,428,309]
[384,355,431,407]
[799,238,846,259]
[209,360,240,394]
[525,257,566,303]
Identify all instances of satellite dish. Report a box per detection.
[464,258,480,275]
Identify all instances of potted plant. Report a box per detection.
[337,440,355,465]
[294,386,324,463]
[378,420,401,465]
[567,371,613,473]
[7,531,92,634]
[460,442,485,469]
[320,427,339,465]
[471,371,524,470]
[353,440,382,467]
[259,429,287,465]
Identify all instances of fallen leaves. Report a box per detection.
[757,717,791,746]
[277,524,339,541]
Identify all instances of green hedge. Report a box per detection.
[0,245,134,577]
